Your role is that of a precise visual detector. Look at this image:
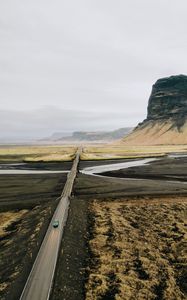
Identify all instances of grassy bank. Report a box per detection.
[0,145,77,163]
[81,145,187,160]
[1,144,187,163]
[86,197,187,300]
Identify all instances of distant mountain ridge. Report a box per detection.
[43,127,133,143]
[123,75,187,145]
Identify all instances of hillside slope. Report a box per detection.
[123,75,187,145]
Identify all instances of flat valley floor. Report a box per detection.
[0,157,187,299]
[52,157,187,300]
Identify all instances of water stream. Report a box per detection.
[80,158,156,176]
[0,163,69,174]
[0,153,186,178]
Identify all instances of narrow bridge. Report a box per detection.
[20,149,81,300]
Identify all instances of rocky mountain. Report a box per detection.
[123,75,187,145]
[63,128,133,142]
[43,128,133,143]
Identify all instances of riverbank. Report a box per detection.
[100,156,187,182]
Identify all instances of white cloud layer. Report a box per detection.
[0,0,186,137]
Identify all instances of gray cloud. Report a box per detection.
[0,0,187,137]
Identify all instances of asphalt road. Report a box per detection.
[20,150,80,300]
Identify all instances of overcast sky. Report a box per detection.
[0,0,187,138]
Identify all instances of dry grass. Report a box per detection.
[0,210,28,292]
[24,153,74,162]
[0,145,77,162]
[0,204,55,298]
[86,197,187,300]
[1,144,186,162]
[81,145,187,160]
[0,210,28,237]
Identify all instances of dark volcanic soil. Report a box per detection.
[0,173,67,208]
[2,157,187,299]
[51,197,89,300]
[0,166,69,300]
[79,158,134,170]
[76,157,187,198]
[4,161,72,171]
[101,156,187,182]
[51,157,187,299]
[0,203,58,300]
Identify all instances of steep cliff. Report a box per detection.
[123,75,187,145]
